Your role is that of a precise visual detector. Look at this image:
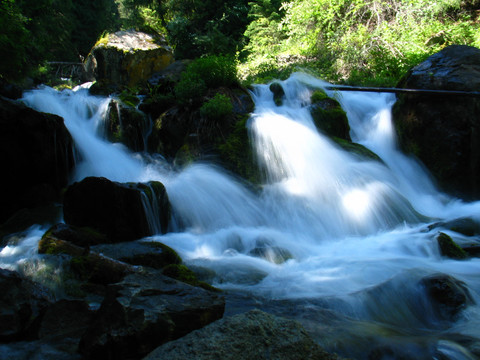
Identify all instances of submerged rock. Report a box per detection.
[63,177,170,242]
[0,96,74,224]
[393,45,480,199]
[144,309,342,360]
[85,30,174,92]
[420,274,474,321]
[79,270,225,359]
[436,232,468,260]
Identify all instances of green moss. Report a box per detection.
[163,264,221,292]
[311,105,350,140]
[141,241,182,265]
[118,89,140,108]
[94,33,109,47]
[437,232,468,260]
[310,90,329,103]
[38,235,62,255]
[333,137,382,162]
[217,117,262,184]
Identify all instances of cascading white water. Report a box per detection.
[7,74,480,359]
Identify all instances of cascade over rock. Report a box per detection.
[85,30,174,93]
[393,45,480,199]
[105,99,150,152]
[0,96,75,224]
[63,177,170,242]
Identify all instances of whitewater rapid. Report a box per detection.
[8,74,480,359]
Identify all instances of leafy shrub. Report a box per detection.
[174,72,207,105]
[174,55,238,105]
[200,93,233,121]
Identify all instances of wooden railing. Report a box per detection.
[325,85,480,97]
[47,61,85,79]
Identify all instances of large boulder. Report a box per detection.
[144,309,342,360]
[79,270,225,359]
[393,45,480,199]
[0,269,54,342]
[0,96,75,224]
[85,30,174,92]
[63,177,170,242]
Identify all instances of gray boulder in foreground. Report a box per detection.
[143,309,342,360]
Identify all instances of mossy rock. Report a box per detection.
[437,232,468,260]
[310,89,329,103]
[118,241,182,269]
[311,105,350,140]
[162,264,220,292]
[269,82,284,106]
[70,253,134,284]
[333,137,382,162]
[217,117,262,184]
[38,234,86,256]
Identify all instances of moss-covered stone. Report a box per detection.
[311,104,350,140]
[162,264,221,292]
[70,253,133,284]
[269,82,284,106]
[217,117,262,184]
[333,137,382,162]
[437,232,468,260]
[310,89,329,103]
[118,241,182,269]
[38,234,85,256]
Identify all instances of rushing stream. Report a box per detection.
[5,73,480,359]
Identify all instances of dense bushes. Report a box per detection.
[241,0,480,85]
[2,0,480,86]
[175,55,238,105]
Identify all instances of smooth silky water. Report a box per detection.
[4,74,480,359]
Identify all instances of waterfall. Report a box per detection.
[12,75,480,359]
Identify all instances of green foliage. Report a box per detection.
[175,72,207,105]
[242,0,480,86]
[0,0,30,80]
[174,55,238,104]
[200,93,233,121]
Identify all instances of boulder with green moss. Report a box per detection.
[92,241,182,270]
[436,232,468,260]
[310,90,350,141]
[85,30,174,93]
[105,99,150,152]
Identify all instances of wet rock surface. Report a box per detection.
[63,177,170,242]
[0,96,74,224]
[144,309,342,360]
[393,45,480,199]
[79,270,225,359]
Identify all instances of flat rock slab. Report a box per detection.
[79,270,225,359]
[143,309,343,360]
